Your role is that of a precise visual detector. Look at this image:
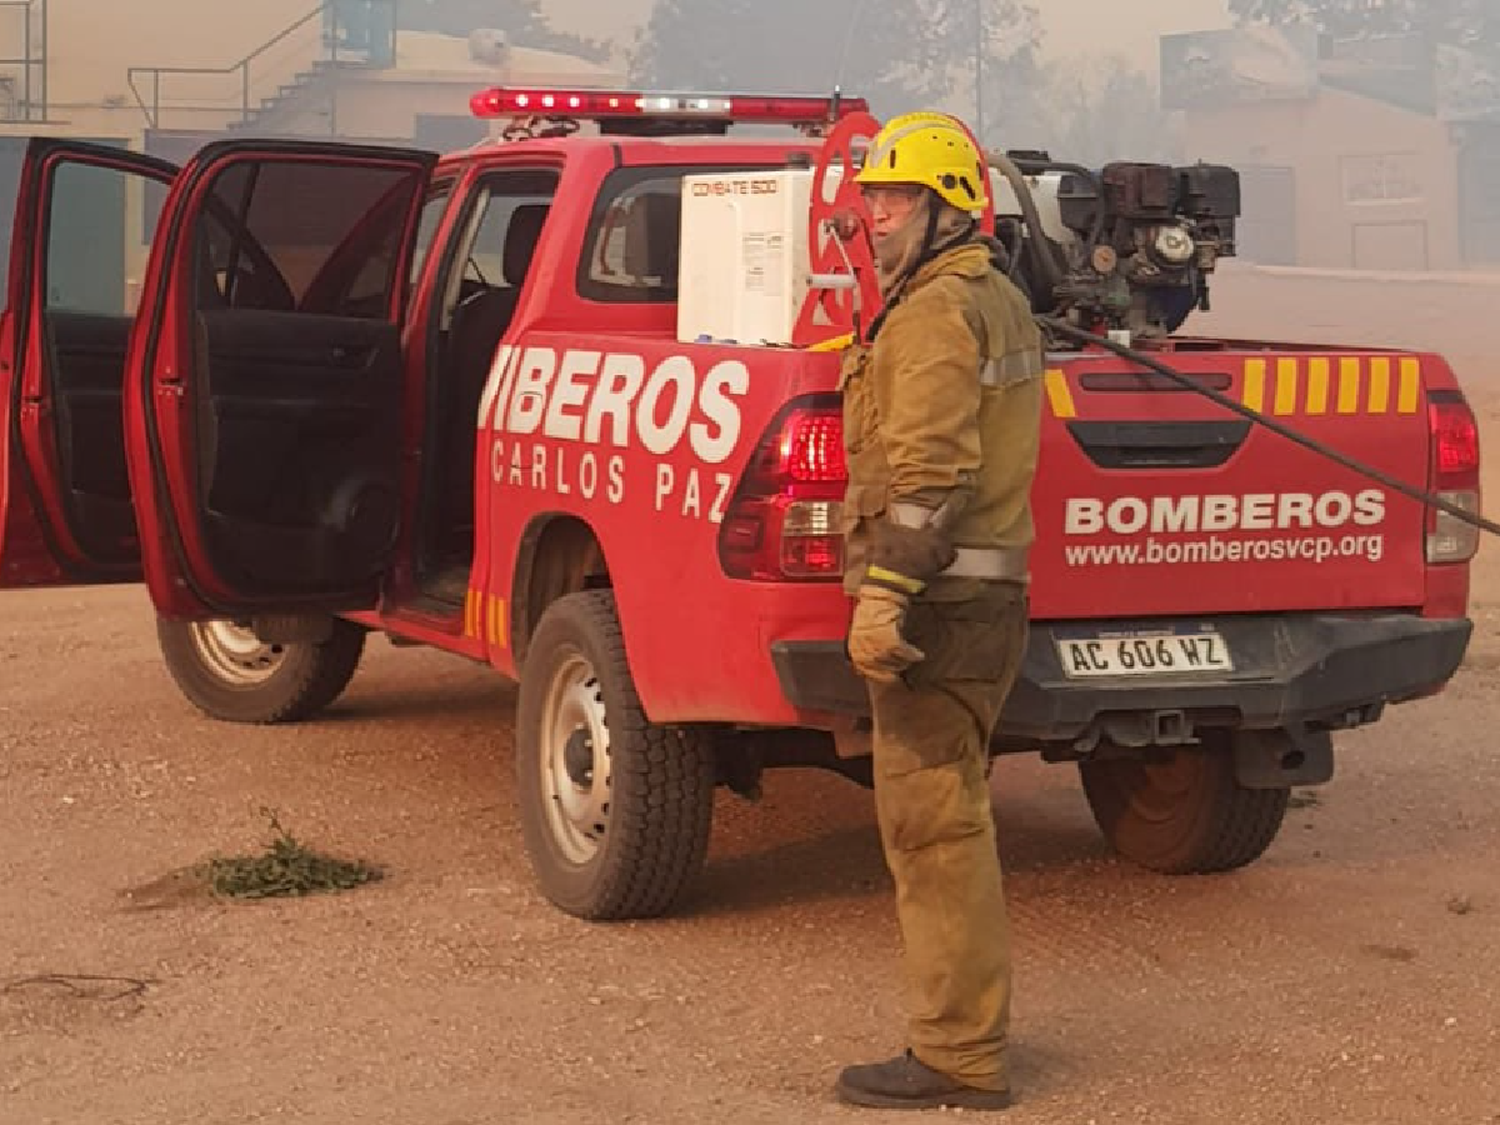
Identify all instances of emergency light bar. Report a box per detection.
[469,86,869,130]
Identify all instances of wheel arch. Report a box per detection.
[510,511,613,667]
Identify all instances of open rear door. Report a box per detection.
[0,139,177,588]
[124,139,438,620]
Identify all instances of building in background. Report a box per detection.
[1165,25,1500,272]
[0,0,618,150]
[0,0,620,146]
[0,0,620,311]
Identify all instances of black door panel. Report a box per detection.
[47,311,137,563]
[192,309,403,591]
[127,140,438,617]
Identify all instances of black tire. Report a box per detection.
[1079,736,1289,875]
[515,590,716,921]
[156,617,367,725]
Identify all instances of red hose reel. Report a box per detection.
[793,111,996,348]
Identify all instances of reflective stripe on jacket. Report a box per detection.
[840,239,1044,601]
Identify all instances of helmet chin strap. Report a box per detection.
[867,200,977,342]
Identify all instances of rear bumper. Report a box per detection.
[771,613,1473,744]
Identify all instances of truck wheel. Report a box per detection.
[1079,738,1289,875]
[156,617,366,725]
[516,590,716,921]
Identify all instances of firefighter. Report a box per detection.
[834,111,1044,1112]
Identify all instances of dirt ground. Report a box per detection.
[4,268,1500,1124]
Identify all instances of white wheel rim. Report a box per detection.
[539,650,612,865]
[188,621,288,686]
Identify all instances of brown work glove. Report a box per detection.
[868,520,956,587]
[848,585,925,684]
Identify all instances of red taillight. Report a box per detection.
[719,400,848,582]
[1431,398,1479,481]
[782,411,847,483]
[1426,390,1481,565]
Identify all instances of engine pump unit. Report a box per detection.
[993,154,1243,339]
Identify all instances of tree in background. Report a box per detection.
[629,0,1044,146]
[1227,0,1500,47]
[633,0,1178,168]
[397,0,611,62]
[1004,55,1181,169]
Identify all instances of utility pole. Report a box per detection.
[974,0,984,143]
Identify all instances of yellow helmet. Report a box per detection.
[856,111,990,215]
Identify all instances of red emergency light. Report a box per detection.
[469,86,869,128]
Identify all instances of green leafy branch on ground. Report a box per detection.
[202,808,383,900]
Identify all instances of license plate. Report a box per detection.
[1055,625,1234,679]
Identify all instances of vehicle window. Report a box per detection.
[579,170,688,304]
[433,168,559,330]
[44,160,167,317]
[192,158,426,318]
[338,221,404,316]
[579,165,784,305]
[297,178,454,319]
[466,191,551,286]
[410,182,453,289]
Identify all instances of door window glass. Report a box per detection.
[45,160,166,316]
[193,158,426,317]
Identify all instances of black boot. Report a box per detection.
[835,1049,1012,1111]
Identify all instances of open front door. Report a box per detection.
[124,139,438,620]
[0,139,177,588]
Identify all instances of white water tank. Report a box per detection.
[677,167,838,346]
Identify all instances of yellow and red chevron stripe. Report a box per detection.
[1042,355,1426,420]
[1242,355,1423,417]
[1044,369,1078,419]
[463,589,509,648]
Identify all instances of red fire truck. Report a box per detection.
[0,90,1479,921]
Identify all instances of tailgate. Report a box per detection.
[1031,348,1434,622]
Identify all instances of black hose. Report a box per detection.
[998,154,1108,269]
[1037,316,1500,538]
[987,152,1068,293]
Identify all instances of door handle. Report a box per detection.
[330,344,374,363]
